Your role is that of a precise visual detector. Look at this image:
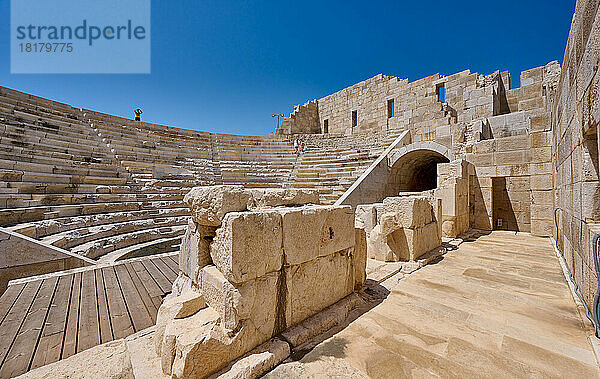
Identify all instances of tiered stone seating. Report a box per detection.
[293,130,404,203]
[0,88,189,260]
[213,133,296,188]
[84,110,218,189]
[0,85,404,261]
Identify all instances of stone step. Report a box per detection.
[43,215,189,250]
[71,224,187,259]
[7,206,189,238]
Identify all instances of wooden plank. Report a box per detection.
[131,261,164,310]
[62,272,82,359]
[165,255,178,266]
[124,263,158,322]
[152,257,177,282]
[0,280,42,367]
[31,275,73,370]
[163,255,179,272]
[77,270,100,353]
[102,267,133,340]
[140,258,171,293]
[0,277,58,378]
[95,269,113,344]
[0,284,25,324]
[114,264,153,332]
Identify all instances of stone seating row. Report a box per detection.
[0,158,123,179]
[0,116,101,143]
[7,206,188,239]
[44,215,188,250]
[71,224,187,259]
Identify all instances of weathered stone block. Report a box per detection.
[179,220,215,283]
[285,250,353,326]
[211,211,283,284]
[280,205,353,266]
[355,204,377,232]
[184,185,250,226]
[353,228,367,290]
[380,196,432,229]
[199,265,279,335]
[246,188,320,209]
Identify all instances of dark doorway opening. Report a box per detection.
[492,177,519,231]
[388,149,450,193]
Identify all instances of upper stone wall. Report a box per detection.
[282,64,559,141]
[552,0,600,312]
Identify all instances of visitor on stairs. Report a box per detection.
[134,108,143,121]
[300,139,305,153]
[294,138,299,154]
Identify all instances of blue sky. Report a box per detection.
[0,0,576,135]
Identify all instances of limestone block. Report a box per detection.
[531,219,553,237]
[211,211,283,284]
[200,265,279,335]
[279,205,354,266]
[168,315,270,379]
[355,204,377,232]
[496,135,529,152]
[285,250,353,326]
[530,174,553,190]
[367,224,396,261]
[319,206,355,257]
[179,220,215,283]
[380,196,432,229]
[353,228,367,290]
[386,227,427,261]
[18,340,134,379]
[184,185,250,226]
[162,307,223,377]
[419,222,442,257]
[530,131,552,148]
[155,290,207,356]
[215,338,290,379]
[246,188,320,209]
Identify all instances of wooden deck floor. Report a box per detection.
[0,253,179,378]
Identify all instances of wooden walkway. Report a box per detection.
[0,253,179,378]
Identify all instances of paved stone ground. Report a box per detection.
[266,231,600,378]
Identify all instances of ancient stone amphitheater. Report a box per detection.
[0,1,599,377]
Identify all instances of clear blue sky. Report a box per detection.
[0,0,576,135]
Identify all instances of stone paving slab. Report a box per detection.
[266,231,600,378]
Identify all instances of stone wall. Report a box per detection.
[282,61,559,237]
[155,186,366,378]
[0,228,94,294]
[552,0,600,313]
[280,100,320,134]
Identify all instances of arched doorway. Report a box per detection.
[387,142,451,193]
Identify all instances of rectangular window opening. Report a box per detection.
[387,99,394,118]
[352,110,357,128]
[436,83,445,103]
[323,119,329,134]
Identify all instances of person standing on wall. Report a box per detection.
[134,108,143,121]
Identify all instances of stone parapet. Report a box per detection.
[155,186,365,378]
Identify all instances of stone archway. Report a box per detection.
[387,142,452,193]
